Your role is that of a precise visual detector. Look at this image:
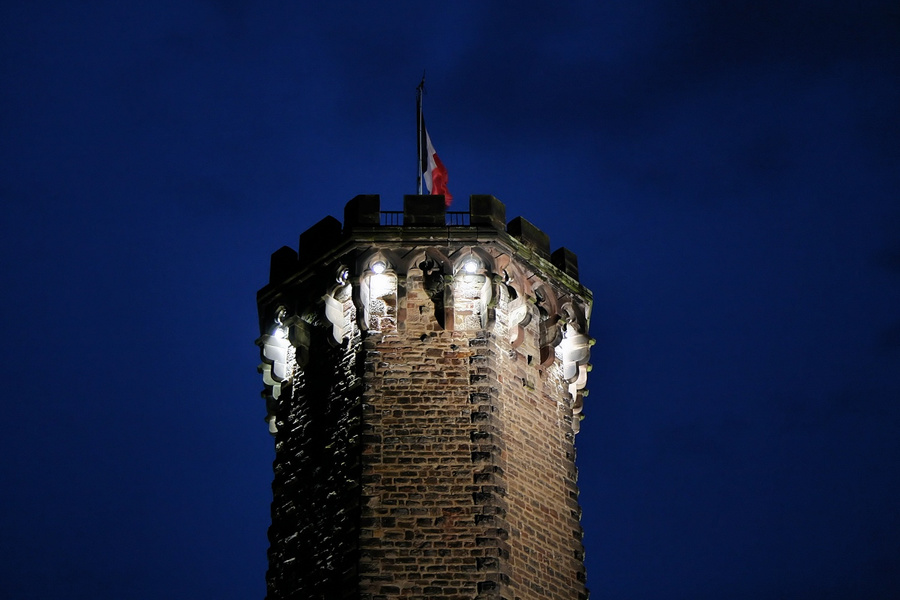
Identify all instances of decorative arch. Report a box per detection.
[355,251,399,331]
[403,248,452,330]
[449,246,496,330]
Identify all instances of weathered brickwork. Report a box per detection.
[356,274,516,599]
[257,195,592,600]
[501,350,586,600]
[265,326,364,599]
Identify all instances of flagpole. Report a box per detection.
[416,74,425,195]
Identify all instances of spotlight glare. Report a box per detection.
[371,261,386,274]
[463,259,478,274]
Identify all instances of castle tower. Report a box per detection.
[256,195,593,600]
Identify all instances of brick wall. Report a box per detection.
[359,273,494,599]
[355,272,586,600]
[500,330,587,600]
[266,326,364,599]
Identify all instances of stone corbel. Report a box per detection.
[571,391,585,435]
[508,294,533,349]
[557,316,593,435]
[257,320,291,435]
[558,298,592,377]
[535,286,562,367]
[257,309,310,435]
[324,275,354,344]
[258,333,289,390]
[559,327,591,382]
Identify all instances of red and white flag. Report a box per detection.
[422,125,452,206]
[417,80,452,206]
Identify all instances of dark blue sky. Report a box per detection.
[2,1,899,598]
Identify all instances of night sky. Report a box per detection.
[2,2,899,598]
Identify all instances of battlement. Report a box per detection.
[344,194,498,229]
[267,194,583,292]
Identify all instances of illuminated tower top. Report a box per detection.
[257,194,593,600]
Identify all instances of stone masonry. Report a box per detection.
[257,195,593,600]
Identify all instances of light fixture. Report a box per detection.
[371,261,386,274]
[462,259,478,274]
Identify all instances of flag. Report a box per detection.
[419,113,452,206]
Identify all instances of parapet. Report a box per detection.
[323,194,578,282]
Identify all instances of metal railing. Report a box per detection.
[379,211,471,226]
[380,211,403,226]
[446,211,470,226]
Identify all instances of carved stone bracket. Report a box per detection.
[324,275,354,344]
[257,326,291,435]
[536,285,562,367]
[257,309,311,435]
[556,298,593,434]
[508,294,533,349]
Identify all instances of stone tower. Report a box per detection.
[256,195,593,600]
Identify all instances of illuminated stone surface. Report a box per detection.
[256,195,593,600]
